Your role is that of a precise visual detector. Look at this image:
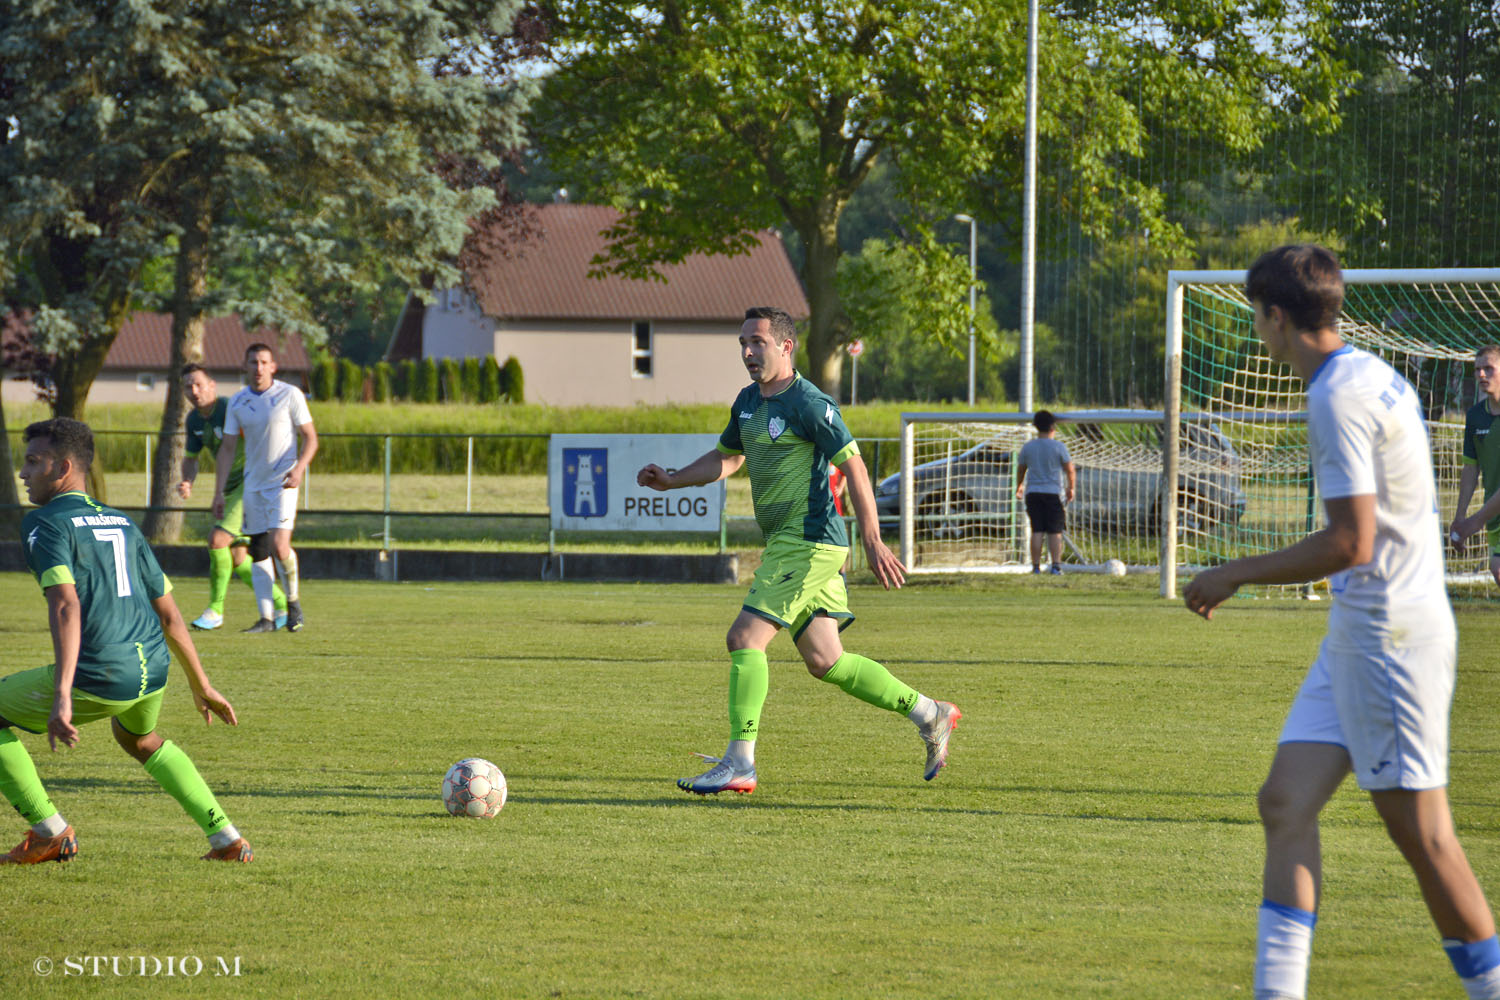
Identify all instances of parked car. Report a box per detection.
[873,423,1247,538]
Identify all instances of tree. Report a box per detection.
[2,1,543,539]
[532,0,1343,397]
[1274,1,1500,268]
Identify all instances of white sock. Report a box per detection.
[1462,967,1500,1000]
[275,548,300,602]
[251,558,276,620]
[1255,900,1315,1000]
[208,825,241,849]
[723,740,754,769]
[33,813,69,837]
[907,694,938,728]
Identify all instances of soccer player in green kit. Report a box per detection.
[0,418,252,863]
[1450,345,1500,586]
[178,364,288,630]
[637,307,961,795]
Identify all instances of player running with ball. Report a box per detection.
[638,306,960,796]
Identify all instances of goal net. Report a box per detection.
[893,410,1214,575]
[1165,268,1500,597]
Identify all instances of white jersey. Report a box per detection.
[223,380,313,493]
[1307,346,1451,640]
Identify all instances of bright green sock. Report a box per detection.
[207,547,233,614]
[233,557,287,612]
[142,740,230,836]
[818,652,921,715]
[728,649,769,741]
[0,730,60,825]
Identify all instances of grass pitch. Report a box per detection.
[1,573,1497,998]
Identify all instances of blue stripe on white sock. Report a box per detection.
[1445,936,1500,979]
[1261,898,1317,929]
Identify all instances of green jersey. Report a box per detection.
[22,492,172,701]
[717,374,859,546]
[1463,400,1500,523]
[185,397,244,495]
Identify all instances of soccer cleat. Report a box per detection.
[284,601,304,633]
[677,753,757,795]
[919,701,962,781]
[191,608,224,630]
[1048,564,1063,575]
[274,611,288,630]
[1031,566,1041,574]
[241,618,278,634]
[1,825,77,865]
[201,838,254,863]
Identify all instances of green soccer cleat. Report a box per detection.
[920,701,962,781]
[677,753,757,796]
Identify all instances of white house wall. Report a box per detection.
[422,301,752,406]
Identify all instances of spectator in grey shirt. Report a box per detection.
[1014,410,1077,574]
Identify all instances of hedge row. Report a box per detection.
[4,399,970,477]
[307,356,524,405]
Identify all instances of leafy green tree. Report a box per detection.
[310,360,339,402]
[479,355,502,403]
[372,361,394,402]
[414,359,440,403]
[1,0,542,538]
[438,359,463,402]
[396,359,418,401]
[461,358,482,402]
[338,359,365,403]
[532,0,1342,398]
[500,356,524,403]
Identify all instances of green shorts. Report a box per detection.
[215,487,250,545]
[744,534,854,640]
[0,665,165,736]
[1489,522,1500,558]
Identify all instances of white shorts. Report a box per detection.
[242,483,298,535]
[1279,629,1455,791]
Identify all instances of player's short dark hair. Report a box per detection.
[1475,345,1500,365]
[744,307,796,345]
[24,417,94,471]
[1246,244,1344,332]
[1033,409,1056,433]
[180,363,209,378]
[245,342,274,360]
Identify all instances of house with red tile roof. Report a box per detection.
[386,203,809,406]
[2,313,310,405]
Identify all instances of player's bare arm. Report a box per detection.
[637,450,744,491]
[1064,461,1077,503]
[838,454,906,590]
[44,584,82,751]
[152,593,237,727]
[178,455,199,500]
[1185,494,1373,619]
[211,434,237,519]
[283,421,318,490]
[1451,469,1500,544]
[1013,461,1028,499]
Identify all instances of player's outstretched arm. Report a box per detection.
[1450,465,1480,546]
[838,454,906,590]
[151,594,238,727]
[637,450,744,491]
[1185,494,1372,619]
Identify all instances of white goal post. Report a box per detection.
[1164,267,1500,598]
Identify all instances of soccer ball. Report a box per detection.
[442,758,507,818]
[1104,558,1127,577]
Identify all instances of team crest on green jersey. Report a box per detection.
[767,416,786,441]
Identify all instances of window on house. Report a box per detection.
[136,373,156,391]
[631,321,653,378]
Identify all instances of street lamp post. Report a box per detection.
[953,213,977,406]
